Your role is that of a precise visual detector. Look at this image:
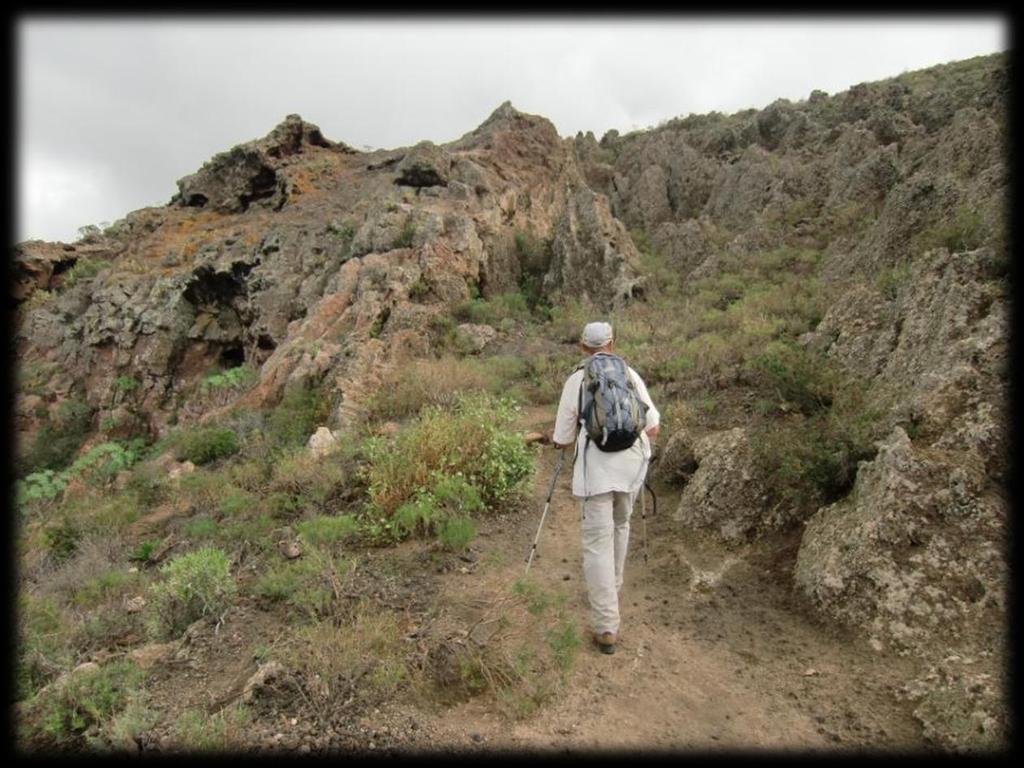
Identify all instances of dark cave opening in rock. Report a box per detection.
[186,193,209,208]
[239,167,279,211]
[219,343,246,368]
[257,334,277,351]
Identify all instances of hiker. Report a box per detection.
[546,321,660,655]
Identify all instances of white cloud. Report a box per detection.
[16,15,1008,243]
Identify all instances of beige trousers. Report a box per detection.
[581,490,637,635]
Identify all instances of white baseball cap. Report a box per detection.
[581,321,613,348]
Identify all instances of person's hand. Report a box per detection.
[645,424,661,441]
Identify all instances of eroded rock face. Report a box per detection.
[546,186,643,306]
[673,428,767,543]
[794,426,1006,656]
[395,141,451,187]
[174,115,352,214]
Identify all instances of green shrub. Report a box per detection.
[392,217,417,249]
[408,277,431,301]
[876,260,914,299]
[61,257,113,290]
[200,366,258,394]
[364,355,529,422]
[44,517,81,562]
[253,550,350,619]
[16,594,73,700]
[438,517,477,551]
[23,661,145,747]
[113,376,140,394]
[16,470,68,506]
[172,426,240,465]
[745,341,834,415]
[265,379,334,448]
[918,205,987,254]
[218,487,256,516]
[183,517,218,539]
[99,695,159,751]
[296,515,358,547]
[361,392,533,529]
[454,292,533,326]
[392,474,484,544]
[72,569,135,609]
[751,381,883,520]
[18,397,94,477]
[145,548,237,639]
[267,491,304,520]
[216,514,276,552]
[131,540,159,564]
[171,704,251,752]
[546,619,581,674]
[66,439,148,486]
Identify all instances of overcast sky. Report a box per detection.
[17,16,1007,244]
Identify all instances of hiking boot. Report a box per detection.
[593,631,617,655]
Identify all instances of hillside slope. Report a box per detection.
[12,52,1008,753]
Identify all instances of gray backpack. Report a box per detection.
[577,353,648,452]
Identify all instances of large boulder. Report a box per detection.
[395,141,452,187]
[794,427,1006,655]
[673,427,768,543]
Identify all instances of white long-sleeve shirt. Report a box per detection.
[552,361,660,499]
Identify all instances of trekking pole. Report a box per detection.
[525,448,566,577]
[638,466,647,569]
[640,457,650,567]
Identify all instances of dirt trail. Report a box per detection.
[418,406,928,752]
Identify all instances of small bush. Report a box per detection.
[24,661,145,747]
[172,426,240,465]
[361,392,533,529]
[546,619,582,675]
[364,356,525,422]
[918,205,987,254]
[392,217,417,249]
[145,548,237,639]
[438,517,477,551]
[218,487,256,517]
[265,379,334,449]
[745,341,834,415]
[183,517,219,539]
[876,260,913,299]
[16,470,68,506]
[284,606,411,706]
[72,569,135,609]
[61,257,113,290]
[253,549,350,619]
[18,397,94,477]
[296,515,359,547]
[67,439,148,487]
[200,366,258,394]
[44,517,81,563]
[125,463,168,511]
[216,514,276,552]
[170,704,251,753]
[454,292,533,326]
[17,594,73,700]
[131,540,159,564]
[98,695,159,752]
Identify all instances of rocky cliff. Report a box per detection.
[13,53,1009,750]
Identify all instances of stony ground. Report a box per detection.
[131,405,934,755]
